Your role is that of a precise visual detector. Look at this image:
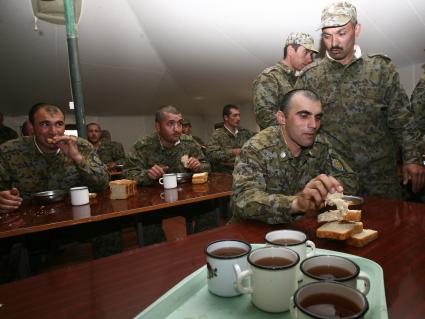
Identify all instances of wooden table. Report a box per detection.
[0,197,424,318]
[0,173,232,239]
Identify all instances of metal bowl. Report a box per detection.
[32,190,67,204]
[176,172,193,183]
[341,195,364,206]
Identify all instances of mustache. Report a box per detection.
[330,46,343,50]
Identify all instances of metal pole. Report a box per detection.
[63,0,87,139]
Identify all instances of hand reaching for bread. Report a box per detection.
[181,154,201,171]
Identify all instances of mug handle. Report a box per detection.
[233,264,253,294]
[289,296,298,319]
[306,240,316,258]
[357,271,370,295]
[158,178,164,185]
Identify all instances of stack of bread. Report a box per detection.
[192,172,208,184]
[109,179,137,199]
[316,192,378,247]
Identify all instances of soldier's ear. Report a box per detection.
[276,111,286,125]
[354,23,361,38]
[155,122,160,133]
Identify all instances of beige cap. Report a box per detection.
[285,32,318,53]
[320,1,357,29]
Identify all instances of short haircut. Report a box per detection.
[155,105,181,123]
[222,104,239,119]
[29,103,64,124]
[87,122,101,130]
[279,89,321,116]
[283,44,301,59]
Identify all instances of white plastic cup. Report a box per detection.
[158,173,177,189]
[70,186,89,206]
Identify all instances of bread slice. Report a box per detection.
[181,155,189,168]
[192,172,208,184]
[316,221,363,240]
[109,179,137,199]
[317,210,361,223]
[347,229,378,247]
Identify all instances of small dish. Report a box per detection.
[176,172,193,183]
[32,190,67,204]
[342,195,364,206]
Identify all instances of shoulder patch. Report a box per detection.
[331,157,344,172]
[367,53,391,62]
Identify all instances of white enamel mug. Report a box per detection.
[234,246,299,313]
[265,229,315,280]
[300,255,370,295]
[158,173,177,189]
[70,186,89,206]
[205,239,251,297]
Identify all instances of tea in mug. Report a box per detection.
[300,293,361,317]
[307,265,353,280]
[210,247,248,257]
[255,256,293,267]
[271,238,302,245]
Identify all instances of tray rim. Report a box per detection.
[136,246,388,319]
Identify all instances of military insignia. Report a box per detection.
[332,158,344,171]
[280,151,286,159]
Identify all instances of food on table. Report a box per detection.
[192,172,208,184]
[109,179,137,199]
[347,229,378,247]
[317,209,362,223]
[316,221,363,240]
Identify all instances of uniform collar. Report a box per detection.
[33,136,61,155]
[158,134,180,149]
[326,44,362,63]
[278,126,316,160]
[224,124,238,137]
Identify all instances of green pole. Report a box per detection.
[63,0,87,139]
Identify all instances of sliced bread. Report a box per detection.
[317,210,362,223]
[347,229,378,247]
[316,221,363,240]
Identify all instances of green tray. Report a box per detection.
[136,246,388,319]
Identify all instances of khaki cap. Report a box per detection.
[320,1,357,29]
[285,32,318,53]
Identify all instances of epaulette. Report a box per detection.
[180,134,194,142]
[367,53,391,62]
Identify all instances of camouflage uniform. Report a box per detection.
[296,51,423,199]
[411,71,425,135]
[0,136,109,198]
[253,32,318,130]
[206,126,254,173]
[96,140,126,165]
[0,125,18,145]
[232,126,358,224]
[124,133,210,185]
[253,62,297,130]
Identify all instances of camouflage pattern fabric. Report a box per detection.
[285,32,318,53]
[320,1,357,29]
[0,126,18,146]
[192,135,206,147]
[0,137,110,198]
[296,53,423,198]
[206,127,254,173]
[411,72,425,135]
[96,140,126,164]
[124,133,210,186]
[231,126,358,224]
[253,62,297,130]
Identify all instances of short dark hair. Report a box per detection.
[280,89,321,116]
[222,104,239,119]
[29,103,64,124]
[283,44,301,59]
[87,122,101,130]
[155,105,181,123]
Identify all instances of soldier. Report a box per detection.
[206,104,254,173]
[232,89,358,224]
[0,112,18,145]
[21,120,33,137]
[124,105,212,244]
[411,65,425,135]
[87,122,126,169]
[296,1,425,198]
[181,119,206,149]
[253,32,318,130]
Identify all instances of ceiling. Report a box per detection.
[1,0,424,117]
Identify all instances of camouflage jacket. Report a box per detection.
[206,126,254,173]
[0,125,18,146]
[411,73,425,135]
[296,53,423,195]
[124,133,211,186]
[231,126,358,224]
[0,137,109,199]
[253,62,297,130]
[96,141,126,164]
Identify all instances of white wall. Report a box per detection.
[398,62,424,96]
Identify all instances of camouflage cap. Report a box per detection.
[182,119,191,125]
[285,32,318,53]
[320,1,357,29]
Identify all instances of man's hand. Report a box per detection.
[0,188,23,214]
[291,174,343,213]
[187,157,201,171]
[232,148,241,157]
[402,163,425,193]
[147,165,168,180]
[53,135,83,164]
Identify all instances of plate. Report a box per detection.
[136,246,388,319]
[31,189,67,204]
[176,172,193,183]
[342,195,364,206]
